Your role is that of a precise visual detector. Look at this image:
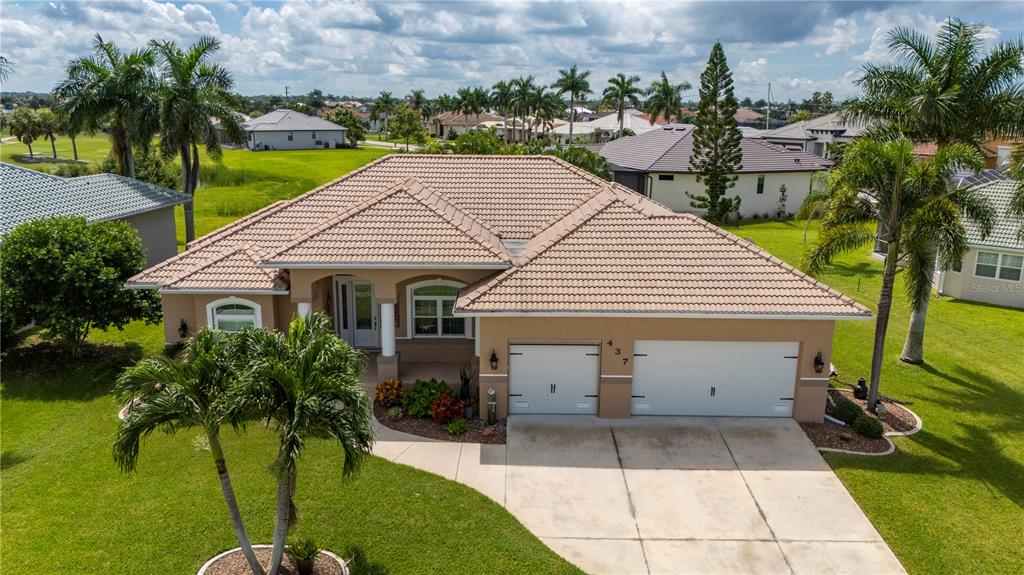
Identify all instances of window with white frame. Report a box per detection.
[207,298,262,332]
[410,282,466,337]
[975,251,1023,281]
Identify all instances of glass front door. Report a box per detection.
[333,278,378,348]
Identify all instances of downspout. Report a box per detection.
[645,173,653,198]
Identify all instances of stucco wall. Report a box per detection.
[247,129,346,151]
[120,207,179,267]
[936,247,1024,308]
[647,172,817,218]
[160,293,279,343]
[475,316,837,422]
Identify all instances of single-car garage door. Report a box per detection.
[508,344,600,414]
[632,341,799,417]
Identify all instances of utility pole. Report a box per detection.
[285,86,289,101]
[765,83,771,130]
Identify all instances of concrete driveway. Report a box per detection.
[373,416,906,575]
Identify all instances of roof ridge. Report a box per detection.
[644,127,690,171]
[682,215,869,313]
[399,178,509,259]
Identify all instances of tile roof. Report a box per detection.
[430,111,504,127]
[456,186,869,318]
[762,111,871,141]
[129,154,868,318]
[962,178,1023,250]
[244,108,346,132]
[1,163,190,235]
[599,124,830,173]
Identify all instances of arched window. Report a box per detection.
[206,298,262,332]
[408,280,466,337]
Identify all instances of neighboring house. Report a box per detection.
[243,108,347,150]
[128,155,869,422]
[0,162,189,266]
[914,137,1019,170]
[734,106,765,126]
[550,110,659,144]
[600,124,830,217]
[761,111,870,158]
[428,111,504,138]
[934,173,1023,309]
[211,112,251,149]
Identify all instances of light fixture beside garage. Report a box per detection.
[814,352,825,374]
[489,350,499,371]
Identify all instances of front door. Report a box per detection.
[332,278,378,348]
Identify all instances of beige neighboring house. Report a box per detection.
[1,162,189,266]
[600,124,831,218]
[128,155,869,422]
[934,174,1023,308]
[761,111,870,159]
[428,111,504,138]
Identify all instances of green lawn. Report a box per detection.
[0,328,582,574]
[1,134,112,167]
[725,220,1024,575]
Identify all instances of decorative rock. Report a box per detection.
[839,433,853,442]
[481,426,494,437]
[876,402,888,416]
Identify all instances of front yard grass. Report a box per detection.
[0,329,582,574]
[726,220,1024,575]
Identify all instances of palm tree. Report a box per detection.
[435,93,457,113]
[408,89,426,113]
[602,73,644,138]
[371,91,396,139]
[490,80,513,140]
[229,314,373,575]
[36,109,59,159]
[0,55,12,83]
[844,18,1024,363]
[471,86,490,127]
[113,329,265,575]
[644,71,691,124]
[455,87,475,134]
[552,65,592,144]
[511,76,537,142]
[150,37,243,244]
[55,109,82,161]
[803,137,990,409]
[531,86,562,137]
[8,107,40,158]
[53,34,158,178]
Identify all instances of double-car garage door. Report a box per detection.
[508,341,799,417]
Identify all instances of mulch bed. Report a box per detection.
[374,403,506,444]
[204,547,344,575]
[800,388,920,454]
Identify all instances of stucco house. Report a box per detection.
[244,108,347,150]
[1,162,189,266]
[428,111,504,138]
[600,124,831,217]
[761,111,870,159]
[934,173,1023,309]
[128,155,869,422]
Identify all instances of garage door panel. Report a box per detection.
[632,341,798,417]
[509,345,599,414]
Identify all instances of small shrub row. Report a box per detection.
[832,394,884,438]
[852,415,884,438]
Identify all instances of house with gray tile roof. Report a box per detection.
[599,124,830,218]
[761,111,871,159]
[243,108,347,150]
[1,162,189,266]
[934,175,1024,308]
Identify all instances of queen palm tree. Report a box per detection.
[531,86,562,137]
[511,76,537,142]
[113,329,265,575]
[150,37,243,244]
[602,73,644,138]
[804,137,990,409]
[644,71,691,124]
[552,65,592,144]
[53,34,158,178]
[845,18,1024,364]
[490,81,513,140]
[229,314,373,575]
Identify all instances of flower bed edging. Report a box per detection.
[197,544,348,575]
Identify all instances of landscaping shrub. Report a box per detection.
[431,393,465,424]
[853,415,884,438]
[375,378,404,407]
[832,396,864,425]
[286,538,321,575]
[402,378,450,418]
[386,406,403,419]
[446,418,469,436]
[53,163,95,177]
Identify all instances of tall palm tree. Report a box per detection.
[803,137,990,409]
[408,89,426,115]
[37,109,59,159]
[490,80,513,140]
[8,107,40,158]
[0,55,12,83]
[644,71,691,124]
[53,34,158,178]
[552,65,592,144]
[371,91,396,139]
[150,37,243,244]
[55,109,82,161]
[113,330,265,575]
[471,86,490,127]
[435,93,457,113]
[531,86,562,137]
[845,18,1024,363]
[455,87,474,134]
[602,73,644,138]
[511,76,537,142]
[229,314,373,575]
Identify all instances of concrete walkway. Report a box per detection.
[371,416,905,575]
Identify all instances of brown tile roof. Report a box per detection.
[600,124,830,173]
[130,154,868,318]
[430,111,504,126]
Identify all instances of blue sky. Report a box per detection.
[2,1,1021,101]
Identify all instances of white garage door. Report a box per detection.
[508,345,600,414]
[632,341,799,417]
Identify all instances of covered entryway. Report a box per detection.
[332,276,378,348]
[508,345,599,414]
[632,340,799,416]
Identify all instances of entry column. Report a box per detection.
[378,300,399,382]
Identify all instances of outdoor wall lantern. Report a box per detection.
[814,352,825,374]
[178,319,189,339]
[489,350,499,371]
